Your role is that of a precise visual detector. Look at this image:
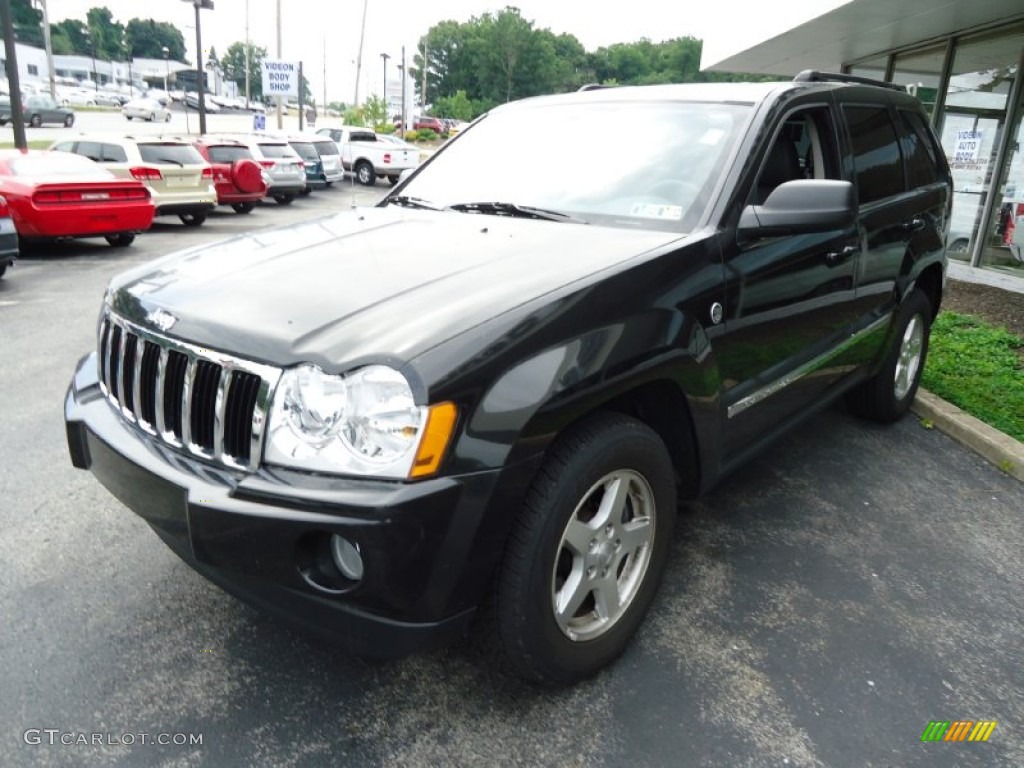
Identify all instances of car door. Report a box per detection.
[833,94,933,356]
[717,99,864,457]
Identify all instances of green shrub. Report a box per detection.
[404,129,420,142]
[416,128,438,141]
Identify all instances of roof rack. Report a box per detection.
[793,70,905,92]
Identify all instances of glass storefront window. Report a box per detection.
[936,26,1024,269]
[847,55,888,82]
[890,44,946,118]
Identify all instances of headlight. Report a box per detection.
[264,364,456,479]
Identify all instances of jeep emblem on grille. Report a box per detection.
[147,308,177,332]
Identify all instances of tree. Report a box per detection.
[221,41,267,101]
[124,19,186,60]
[12,0,43,48]
[86,7,125,61]
[363,94,387,128]
[50,19,90,56]
[432,90,474,121]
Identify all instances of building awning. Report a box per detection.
[701,0,1024,74]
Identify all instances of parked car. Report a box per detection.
[413,116,444,134]
[184,92,221,113]
[49,135,216,226]
[65,73,951,685]
[0,149,153,247]
[316,126,418,185]
[5,95,76,127]
[210,134,306,204]
[122,97,172,122]
[57,88,97,108]
[308,136,345,184]
[284,136,326,192]
[0,194,17,278]
[191,137,267,213]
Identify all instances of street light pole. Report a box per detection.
[36,0,56,100]
[182,0,214,135]
[0,0,27,149]
[380,52,389,114]
[244,0,250,108]
[162,45,169,93]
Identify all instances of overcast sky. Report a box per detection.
[44,0,835,102]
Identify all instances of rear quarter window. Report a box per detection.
[897,110,942,189]
[843,105,905,204]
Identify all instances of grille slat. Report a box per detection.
[97,312,278,470]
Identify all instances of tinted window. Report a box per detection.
[289,142,319,161]
[207,145,252,163]
[139,143,204,165]
[102,143,128,162]
[76,141,103,162]
[312,140,338,155]
[257,143,296,158]
[753,107,840,205]
[844,106,904,204]
[350,131,377,142]
[898,110,940,189]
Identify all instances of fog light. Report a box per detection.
[330,535,364,581]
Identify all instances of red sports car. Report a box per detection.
[0,149,155,247]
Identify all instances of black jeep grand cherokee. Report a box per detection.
[66,72,951,685]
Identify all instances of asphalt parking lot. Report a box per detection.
[1,183,1022,767]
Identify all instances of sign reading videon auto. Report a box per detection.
[261,59,300,99]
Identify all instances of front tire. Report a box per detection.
[64,114,74,127]
[29,114,42,128]
[231,202,255,214]
[273,194,294,205]
[493,413,676,685]
[847,288,932,423]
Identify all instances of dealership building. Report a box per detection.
[702,0,1024,275]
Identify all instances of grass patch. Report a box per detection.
[922,311,1024,442]
[0,140,56,149]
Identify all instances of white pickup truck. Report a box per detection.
[314,126,419,186]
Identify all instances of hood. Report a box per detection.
[107,207,680,370]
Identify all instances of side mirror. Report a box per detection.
[739,180,855,237]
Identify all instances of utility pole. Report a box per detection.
[0,0,27,149]
[380,52,389,115]
[353,0,367,106]
[37,0,56,99]
[244,0,250,108]
[400,45,406,133]
[276,0,282,129]
[421,41,427,113]
[322,35,327,117]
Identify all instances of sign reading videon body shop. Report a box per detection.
[261,59,299,99]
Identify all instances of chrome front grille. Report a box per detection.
[98,311,281,471]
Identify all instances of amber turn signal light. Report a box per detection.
[410,402,457,478]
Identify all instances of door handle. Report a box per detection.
[824,245,858,267]
[903,217,926,233]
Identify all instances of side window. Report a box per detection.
[76,142,103,163]
[51,142,74,152]
[897,110,940,188]
[752,107,840,205]
[102,144,128,162]
[843,105,904,204]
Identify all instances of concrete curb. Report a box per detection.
[911,389,1024,482]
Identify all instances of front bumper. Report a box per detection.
[65,352,519,657]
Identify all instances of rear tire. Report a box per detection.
[846,288,932,424]
[64,114,74,127]
[179,212,207,227]
[492,413,676,685]
[273,194,294,205]
[149,112,156,122]
[29,114,42,128]
[355,161,376,186]
[105,233,135,247]
[231,202,255,214]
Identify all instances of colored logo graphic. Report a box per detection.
[921,720,997,742]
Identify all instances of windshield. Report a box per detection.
[289,142,320,162]
[397,100,749,232]
[258,143,297,159]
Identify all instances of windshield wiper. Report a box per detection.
[151,157,184,167]
[446,201,585,224]
[383,195,443,211]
